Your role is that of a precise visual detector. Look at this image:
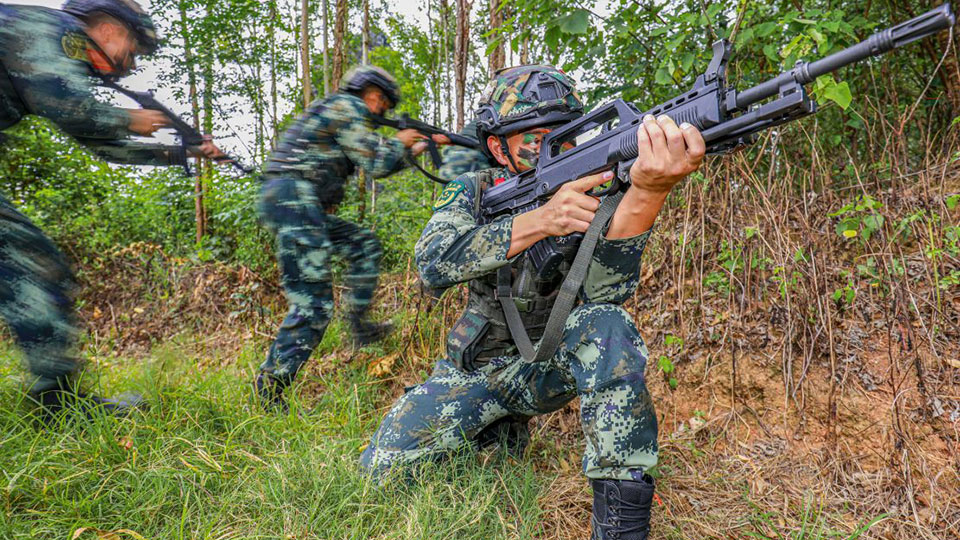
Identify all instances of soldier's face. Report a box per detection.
[94,22,139,75]
[490,127,574,173]
[362,88,392,115]
[506,128,550,172]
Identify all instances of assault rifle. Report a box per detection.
[102,79,253,175]
[481,3,956,279]
[371,113,480,182]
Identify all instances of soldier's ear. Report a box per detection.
[487,135,511,167]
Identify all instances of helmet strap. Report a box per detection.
[499,135,520,173]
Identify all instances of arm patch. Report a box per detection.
[433,180,466,211]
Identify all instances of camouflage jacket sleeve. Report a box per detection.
[332,96,408,179]
[2,17,130,140]
[75,138,188,167]
[416,174,515,289]
[580,225,653,304]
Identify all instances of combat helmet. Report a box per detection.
[341,65,401,108]
[475,65,583,159]
[62,0,158,55]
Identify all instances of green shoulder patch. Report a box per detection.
[61,32,88,62]
[433,180,466,211]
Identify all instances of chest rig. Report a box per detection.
[445,169,570,370]
[264,96,357,206]
[445,168,626,370]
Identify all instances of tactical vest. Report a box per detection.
[263,96,356,206]
[445,169,572,371]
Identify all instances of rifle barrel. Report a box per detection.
[734,3,954,110]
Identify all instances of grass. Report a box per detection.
[0,338,552,540]
[0,323,902,540]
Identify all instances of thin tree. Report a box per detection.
[358,0,369,222]
[441,0,451,129]
[176,0,205,242]
[268,0,279,142]
[331,0,348,91]
[322,0,330,96]
[300,0,312,107]
[488,0,504,76]
[455,0,472,131]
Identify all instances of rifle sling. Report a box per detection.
[404,155,451,185]
[498,190,624,363]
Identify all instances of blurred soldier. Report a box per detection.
[0,0,227,418]
[360,65,706,540]
[255,65,446,411]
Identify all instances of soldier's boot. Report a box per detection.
[474,416,531,458]
[351,319,393,347]
[590,476,656,540]
[31,380,143,421]
[254,372,289,413]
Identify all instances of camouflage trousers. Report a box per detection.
[360,303,658,481]
[0,194,80,393]
[258,177,382,384]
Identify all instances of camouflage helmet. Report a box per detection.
[475,65,583,157]
[63,0,158,55]
[341,65,401,107]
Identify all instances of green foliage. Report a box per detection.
[831,270,857,310]
[830,195,884,244]
[658,334,684,390]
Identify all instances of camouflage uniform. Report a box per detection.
[0,5,194,393]
[258,92,410,385]
[437,120,494,181]
[360,167,658,482]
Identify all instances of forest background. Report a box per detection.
[1,0,959,539]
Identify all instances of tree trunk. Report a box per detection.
[359,0,369,222]
[440,0,450,129]
[488,0,504,77]
[177,1,205,242]
[269,0,279,142]
[331,0,348,91]
[455,0,471,131]
[321,0,329,96]
[300,0,312,107]
[200,42,214,241]
[362,0,369,63]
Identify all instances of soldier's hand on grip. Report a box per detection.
[192,135,229,161]
[127,109,169,136]
[396,129,427,148]
[537,170,614,237]
[629,114,705,194]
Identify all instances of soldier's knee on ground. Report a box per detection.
[562,303,650,392]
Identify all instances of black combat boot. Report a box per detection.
[254,372,289,413]
[31,380,143,421]
[590,476,656,540]
[351,319,394,347]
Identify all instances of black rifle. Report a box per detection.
[481,3,956,279]
[371,113,480,179]
[102,79,252,175]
